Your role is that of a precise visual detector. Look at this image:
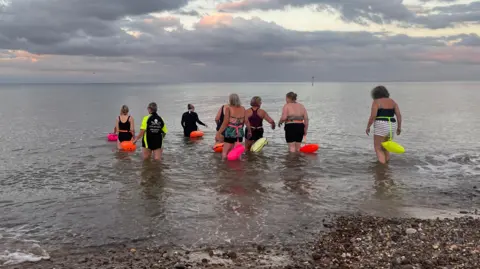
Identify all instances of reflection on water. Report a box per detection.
[372,163,396,200]
[280,154,313,196]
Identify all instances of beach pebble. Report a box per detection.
[174,263,186,269]
[406,228,417,235]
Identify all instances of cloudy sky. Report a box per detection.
[0,0,479,83]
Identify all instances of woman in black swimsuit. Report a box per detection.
[214,103,228,142]
[114,105,135,149]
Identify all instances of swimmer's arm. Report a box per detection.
[181,113,186,128]
[263,110,276,129]
[133,130,144,143]
[133,116,148,143]
[394,102,402,134]
[245,111,252,136]
[196,113,206,126]
[366,101,378,133]
[130,117,135,137]
[303,107,309,135]
[278,104,288,125]
[113,118,119,134]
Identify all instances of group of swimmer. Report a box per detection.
[112,86,402,164]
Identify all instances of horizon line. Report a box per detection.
[1,80,480,85]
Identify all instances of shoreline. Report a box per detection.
[5,213,480,269]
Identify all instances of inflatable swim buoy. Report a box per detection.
[300,144,319,153]
[213,143,224,153]
[120,141,137,152]
[251,138,268,152]
[227,143,245,161]
[107,133,118,141]
[382,140,405,154]
[190,131,204,138]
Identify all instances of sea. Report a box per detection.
[0,82,479,265]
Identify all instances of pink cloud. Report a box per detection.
[413,46,480,65]
[217,0,271,11]
[197,14,233,27]
[0,50,46,63]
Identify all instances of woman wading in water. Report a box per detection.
[366,86,403,164]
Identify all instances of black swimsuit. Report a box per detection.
[118,116,133,142]
[216,105,225,131]
[182,111,206,137]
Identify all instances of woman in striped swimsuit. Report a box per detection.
[366,86,403,164]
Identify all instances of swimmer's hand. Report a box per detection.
[366,127,370,136]
[271,122,276,130]
[215,131,223,141]
[396,128,401,136]
[278,122,283,128]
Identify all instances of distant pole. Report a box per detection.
[312,76,315,86]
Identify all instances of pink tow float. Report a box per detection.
[227,143,245,161]
[107,133,118,141]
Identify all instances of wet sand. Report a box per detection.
[6,213,480,269]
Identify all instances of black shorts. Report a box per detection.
[118,132,133,142]
[284,123,305,143]
[224,132,243,144]
[142,135,163,150]
[245,127,264,141]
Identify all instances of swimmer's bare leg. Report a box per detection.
[153,149,162,161]
[295,142,302,152]
[142,148,152,160]
[222,143,233,160]
[288,143,296,153]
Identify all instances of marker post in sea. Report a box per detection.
[312,76,315,86]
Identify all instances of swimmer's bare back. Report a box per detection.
[283,103,307,118]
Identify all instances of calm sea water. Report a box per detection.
[0,82,479,265]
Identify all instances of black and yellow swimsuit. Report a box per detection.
[140,112,168,150]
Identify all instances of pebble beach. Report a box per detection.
[6,214,480,269]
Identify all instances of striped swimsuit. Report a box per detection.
[373,104,396,138]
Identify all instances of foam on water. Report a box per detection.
[415,152,480,178]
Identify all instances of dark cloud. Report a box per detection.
[452,34,480,46]
[0,0,189,47]
[0,1,479,82]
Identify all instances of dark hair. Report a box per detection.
[286,92,297,101]
[148,102,157,113]
[371,86,390,99]
[250,96,261,107]
[187,104,193,110]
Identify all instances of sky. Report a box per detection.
[0,0,479,83]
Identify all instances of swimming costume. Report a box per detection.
[118,116,133,142]
[216,105,225,131]
[284,115,305,143]
[182,111,206,137]
[224,108,245,144]
[245,107,263,141]
[374,120,397,138]
[141,113,168,150]
[374,101,397,137]
[285,123,305,143]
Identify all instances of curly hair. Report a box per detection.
[371,86,390,99]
